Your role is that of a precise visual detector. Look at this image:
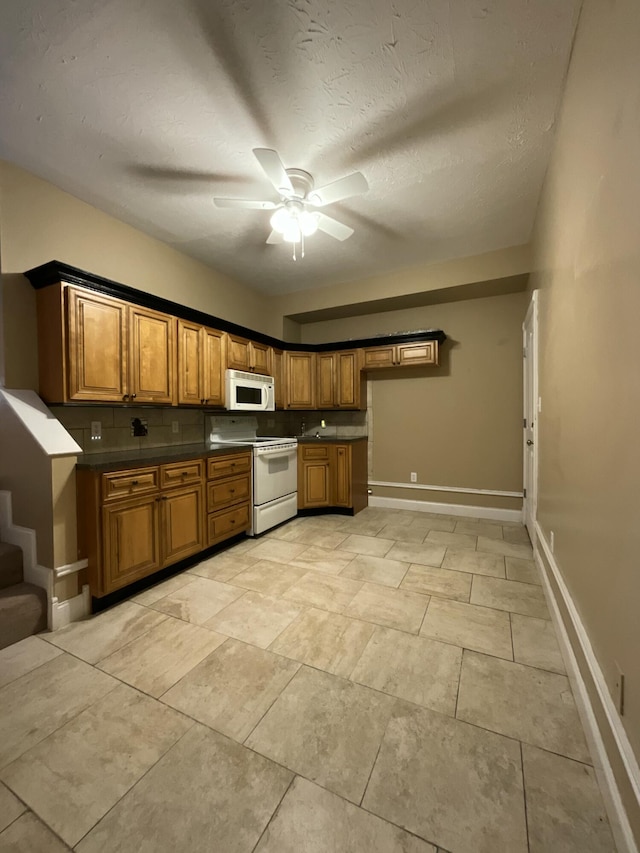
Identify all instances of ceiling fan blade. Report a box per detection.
[266,230,284,245]
[316,213,354,241]
[253,148,294,197]
[307,172,368,207]
[213,198,277,209]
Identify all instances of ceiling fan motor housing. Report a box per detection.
[284,168,314,199]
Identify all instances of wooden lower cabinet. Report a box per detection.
[161,485,204,566]
[206,452,252,545]
[297,440,367,513]
[102,496,161,591]
[77,453,250,599]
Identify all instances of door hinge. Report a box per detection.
[523,488,527,498]
[523,346,527,358]
[523,418,527,428]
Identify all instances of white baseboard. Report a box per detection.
[535,522,639,853]
[0,490,52,595]
[50,584,91,631]
[368,494,523,523]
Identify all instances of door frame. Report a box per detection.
[522,290,539,543]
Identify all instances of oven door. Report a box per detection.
[253,446,297,506]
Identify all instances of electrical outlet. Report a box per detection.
[90,421,101,441]
[614,664,625,715]
[171,421,179,434]
[550,531,555,552]
[410,472,417,483]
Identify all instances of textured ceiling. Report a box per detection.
[0,0,580,295]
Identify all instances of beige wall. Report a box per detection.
[529,0,640,834]
[302,291,527,511]
[0,160,279,389]
[273,244,531,328]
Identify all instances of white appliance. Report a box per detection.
[225,369,275,412]
[209,416,297,535]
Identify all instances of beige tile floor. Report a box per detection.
[0,507,617,852]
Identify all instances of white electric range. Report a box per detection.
[208,416,298,535]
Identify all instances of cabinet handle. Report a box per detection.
[131,480,139,486]
[122,394,129,401]
[162,496,167,501]
[181,471,188,477]
[230,519,236,524]
[229,488,235,494]
[131,393,137,399]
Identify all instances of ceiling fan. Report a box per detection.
[213,148,368,259]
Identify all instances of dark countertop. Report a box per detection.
[297,436,368,444]
[75,442,250,471]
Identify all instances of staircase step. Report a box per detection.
[0,582,47,650]
[0,542,24,590]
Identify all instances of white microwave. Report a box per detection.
[225,369,275,411]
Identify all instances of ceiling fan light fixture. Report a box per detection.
[269,207,291,234]
[299,210,320,236]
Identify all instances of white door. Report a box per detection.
[522,291,539,542]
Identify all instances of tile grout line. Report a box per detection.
[520,741,532,853]
[248,774,296,853]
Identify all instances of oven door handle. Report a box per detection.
[258,449,296,460]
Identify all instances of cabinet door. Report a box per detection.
[103,497,160,592]
[272,349,284,409]
[160,485,204,566]
[129,306,176,403]
[203,327,226,406]
[177,320,203,405]
[250,342,272,375]
[362,345,395,369]
[227,335,251,371]
[300,462,330,507]
[335,350,362,409]
[316,353,335,409]
[285,352,316,409]
[67,287,128,402]
[333,445,352,506]
[396,342,438,366]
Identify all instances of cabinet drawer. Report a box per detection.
[207,504,250,545]
[207,453,251,480]
[300,444,330,461]
[102,467,159,501]
[207,473,251,512]
[160,459,203,489]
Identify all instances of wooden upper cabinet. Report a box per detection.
[335,350,364,409]
[65,287,128,402]
[285,351,316,409]
[203,327,226,407]
[316,350,364,410]
[177,320,203,405]
[227,334,271,375]
[272,349,284,409]
[316,353,336,409]
[177,321,225,406]
[129,305,176,404]
[396,341,438,366]
[363,341,439,369]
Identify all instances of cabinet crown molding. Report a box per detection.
[25,260,447,353]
